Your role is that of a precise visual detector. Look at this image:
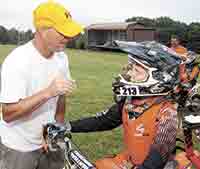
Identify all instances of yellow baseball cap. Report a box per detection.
[33,1,84,38]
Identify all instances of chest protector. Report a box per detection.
[122,97,172,165]
[95,98,176,169]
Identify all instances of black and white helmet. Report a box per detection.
[112,41,182,97]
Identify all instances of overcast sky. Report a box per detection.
[0,0,200,31]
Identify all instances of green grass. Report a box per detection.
[66,49,127,160]
[0,44,16,63]
[0,45,127,161]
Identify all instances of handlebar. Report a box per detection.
[43,123,72,151]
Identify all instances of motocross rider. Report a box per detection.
[66,41,184,169]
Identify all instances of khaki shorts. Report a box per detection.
[0,141,64,169]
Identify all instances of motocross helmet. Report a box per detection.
[112,41,182,97]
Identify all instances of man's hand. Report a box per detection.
[46,77,76,97]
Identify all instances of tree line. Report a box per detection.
[0,26,33,45]
[126,16,200,53]
[1,16,200,53]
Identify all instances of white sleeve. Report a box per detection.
[0,57,27,103]
[60,52,72,80]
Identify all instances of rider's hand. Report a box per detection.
[43,122,72,139]
[42,122,71,152]
[46,77,77,98]
[50,122,71,132]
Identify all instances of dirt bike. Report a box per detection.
[43,121,200,169]
[43,87,200,169]
[43,93,200,169]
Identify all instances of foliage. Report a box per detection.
[126,16,200,53]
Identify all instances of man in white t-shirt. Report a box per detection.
[0,1,83,169]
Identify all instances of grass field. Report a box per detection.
[0,45,127,161]
[0,45,199,166]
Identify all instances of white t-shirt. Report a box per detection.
[0,41,71,152]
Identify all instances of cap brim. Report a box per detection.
[55,20,84,38]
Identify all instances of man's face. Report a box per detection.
[122,63,148,82]
[40,28,73,52]
[171,38,179,48]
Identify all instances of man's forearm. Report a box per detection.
[2,88,51,123]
